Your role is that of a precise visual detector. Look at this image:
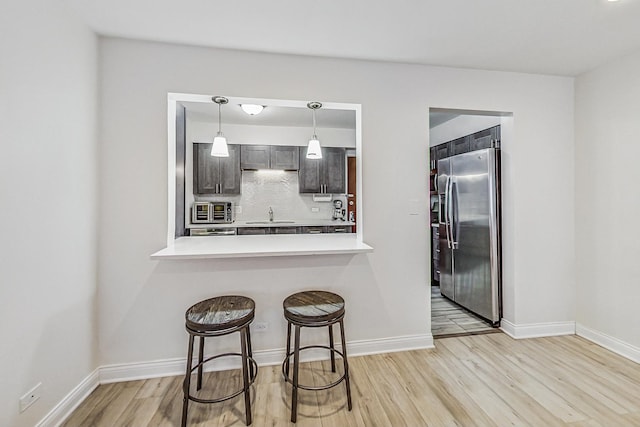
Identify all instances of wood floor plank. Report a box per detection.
[490,336,633,426]
[146,375,183,426]
[469,335,586,423]
[63,334,640,426]
[347,356,394,426]
[73,380,144,427]
[405,348,496,426]
[438,336,566,426]
[61,383,116,427]
[515,336,638,414]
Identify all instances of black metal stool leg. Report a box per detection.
[240,327,252,425]
[197,336,204,390]
[246,324,254,380]
[339,319,352,411]
[285,321,292,377]
[291,324,301,423]
[181,334,195,427]
[328,323,336,372]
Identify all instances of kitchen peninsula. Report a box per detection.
[151,233,372,259]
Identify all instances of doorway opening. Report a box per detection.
[429,108,511,338]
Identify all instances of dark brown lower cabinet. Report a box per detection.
[237,227,269,235]
[270,227,300,234]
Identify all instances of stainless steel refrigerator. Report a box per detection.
[437,148,501,325]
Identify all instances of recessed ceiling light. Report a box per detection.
[240,104,265,115]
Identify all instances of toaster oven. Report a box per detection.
[191,202,234,224]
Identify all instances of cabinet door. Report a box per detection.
[300,226,326,234]
[219,145,241,194]
[270,226,299,234]
[469,128,493,151]
[241,145,270,170]
[299,146,322,193]
[323,147,346,194]
[271,146,299,170]
[435,142,450,160]
[237,227,269,235]
[326,225,351,233]
[451,136,470,155]
[429,147,437,169]
[193,143,220,194]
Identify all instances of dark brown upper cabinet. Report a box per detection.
[240,145,300,170]
[299,146,346,194]
[193,143,241,195]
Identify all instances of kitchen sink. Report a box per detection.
[245,220,295,224]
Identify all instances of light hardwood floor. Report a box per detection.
[62,334,640,426]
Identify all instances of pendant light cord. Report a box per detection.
[312,108,317,137]
[218,102,222,134]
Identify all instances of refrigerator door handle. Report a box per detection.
[444,176,451,249]
[446,176,454,249]
[452,178,459,249]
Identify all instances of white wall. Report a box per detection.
[575,49,640,352]
[0,2,98,426]
[98,38,575,367]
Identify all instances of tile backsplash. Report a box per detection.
[195,170,345,222]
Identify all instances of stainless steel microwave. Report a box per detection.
[192,202,233,224]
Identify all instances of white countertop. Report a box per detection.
[189,220,355,229]
[150,234,374,259]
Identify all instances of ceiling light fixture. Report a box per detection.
[211,96,229,157]
[306,101,323,159]
[240,104,265,115]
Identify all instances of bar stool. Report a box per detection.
[282,290,352,423]
[181,295,258,426]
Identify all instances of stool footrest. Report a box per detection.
[281,345,348,391]
[184,353,258,404]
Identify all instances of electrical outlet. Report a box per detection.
[311,207,319,213]
[19,383,42,413]
[235,205,242,214]
[254,322,268,331]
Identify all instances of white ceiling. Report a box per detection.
[184,101,356,129]
[63,0,640,76]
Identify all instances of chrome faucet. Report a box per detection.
[269,206,273,222]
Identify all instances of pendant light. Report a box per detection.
[211,96,229,157]
[306,101,323,159]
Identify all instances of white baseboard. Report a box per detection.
[500,319,575,339]
[36,369,99,427]
[576,323,640,364]
[348,333,434,356]
[99,333,434,384]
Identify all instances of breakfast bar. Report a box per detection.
[151,234,373,259]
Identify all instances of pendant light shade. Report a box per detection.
[211,96,229,157]
[306,137,322,159]
[306,101,323,159]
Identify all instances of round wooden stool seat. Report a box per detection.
[283,290,345,325]
[186,295,255,332]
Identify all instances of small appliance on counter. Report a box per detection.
[191,201,234,224]
[332,199,346,221]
